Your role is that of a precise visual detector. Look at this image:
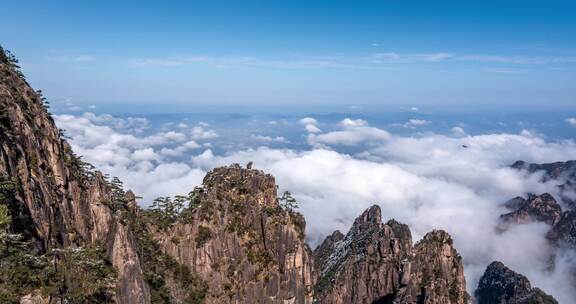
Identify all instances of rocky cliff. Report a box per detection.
[152,165,315,303]
[0,46,150,303]
[475,261,557,304]
[547,210,576,248]
[313,205,469,304]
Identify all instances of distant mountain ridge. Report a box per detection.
[511,160,576,208]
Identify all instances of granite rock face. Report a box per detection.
[0,47,150,303]
[475,261,557,304]
[547,210,576,248]
[395,230,469,304]
[313,205,469,304]
[313,230,344,276]
[152,165,315,303]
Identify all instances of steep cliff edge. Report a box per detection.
[0,46,150,303]
[313,205,469,304]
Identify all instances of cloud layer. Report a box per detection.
[56,113,576,302]
[129,52,576,70]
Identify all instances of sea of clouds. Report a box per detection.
[55,112,576,302]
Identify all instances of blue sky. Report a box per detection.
[1,0,575,110]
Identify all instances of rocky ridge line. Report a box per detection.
[313,205,470,304]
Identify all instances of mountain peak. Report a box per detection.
[353,204,382,226]
[475,261,557,304]
[314,204,469,304]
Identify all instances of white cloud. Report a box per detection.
[340,118,367,128]
[183,140,201,149]
[299,117,318,125]
[129,56,208,67]
[128,52,576,72]
[403,119,431,128]
[373,52,453,63]
[159,140,202,157]
[482,67,525,74]
[81,112,149,133]
[132,148,157,161]
[162,131,187,142]
[408,119,430,126]
[48,53,96,63]
[451,126,467,136]
[372,53,576,65]
[308,118,389,147]
[131,55,356,70]
[159,147,184,157]
[191,125,218,140]
[305,124,322,133]
[456,55,576,65]
[566,118,576,126]
[251,134,288,143]
[300,117,322,133]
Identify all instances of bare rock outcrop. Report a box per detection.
[475,261,557,304]
[0,46,150,303]
[395,230,469,304]
[547,210,576,248]
[313,205,469,304]
[312,230,344,276]
[500,193,563,228]
[153,165,315,303]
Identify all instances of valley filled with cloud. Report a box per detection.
[55,110,576,302]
